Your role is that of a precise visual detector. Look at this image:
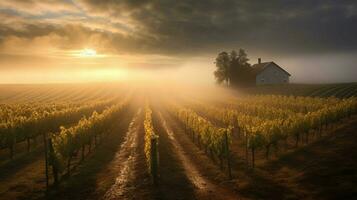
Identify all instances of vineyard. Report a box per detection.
[0,84,357,200]
[243,82,357,98]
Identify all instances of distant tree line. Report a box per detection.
[214,49,253,87]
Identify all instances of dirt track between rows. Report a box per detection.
[157,108,241,200]
[101,108,147,200]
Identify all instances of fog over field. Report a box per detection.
[0,0,356,84]
[1,2,357,199]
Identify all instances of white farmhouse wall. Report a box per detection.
[256,64,289,85]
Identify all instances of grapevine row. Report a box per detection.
[189,96,357,167]
[144,104,159,184]
[221,95,342,114]
[48,100,128,183]
[168,103,232,178]
[0,97,119,159]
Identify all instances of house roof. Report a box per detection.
[250,62,291,76]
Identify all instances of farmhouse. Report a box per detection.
[229,58,291,87]
[250,58,291,85]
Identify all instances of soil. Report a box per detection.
[151,108,196,200]
[156,109,242,200]
[262,116,357,200]
[1,101,357,200]
[98,108,153,200]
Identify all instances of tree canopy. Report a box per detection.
[214,49,251,86]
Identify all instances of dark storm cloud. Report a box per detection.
[1,0,356,56]
[79,0,357,55]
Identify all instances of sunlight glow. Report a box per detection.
[0,68,129,84]
[79,48,97,57]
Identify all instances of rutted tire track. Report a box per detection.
[157,111,241,200]
[102,108,142,200]
[152,110,196,200]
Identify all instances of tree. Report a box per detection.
[214,52,230,85]
[214,49,251,86]
[238,49,249,66]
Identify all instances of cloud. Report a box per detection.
[77,0,357,55]
[0,0,79,15]
[1,0,356,57]
[0,21,144,56]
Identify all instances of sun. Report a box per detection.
[79,48,97,57]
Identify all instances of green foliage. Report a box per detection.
[185,95,357,165]
[50,101,128,174]
[170,104,231,158]
[0,98,117,157]
[214,52,230,85]
[214,49,251,86]
[144,104,159,183]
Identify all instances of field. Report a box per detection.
[0,83,357,200]
[242,83,357,98]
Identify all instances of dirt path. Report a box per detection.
[45,105,144,200]
[151,110,196,200]
[157,110,242,200]
[100,108,143,199]
[0,155,46,200]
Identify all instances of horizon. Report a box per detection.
[0,2,357,197]
[0,1,357,84]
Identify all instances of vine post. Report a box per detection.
[48,138,59,186]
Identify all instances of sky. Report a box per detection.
[0,0,356,84]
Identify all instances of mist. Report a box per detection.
[1,0,357,85]
[1,52,357,84]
